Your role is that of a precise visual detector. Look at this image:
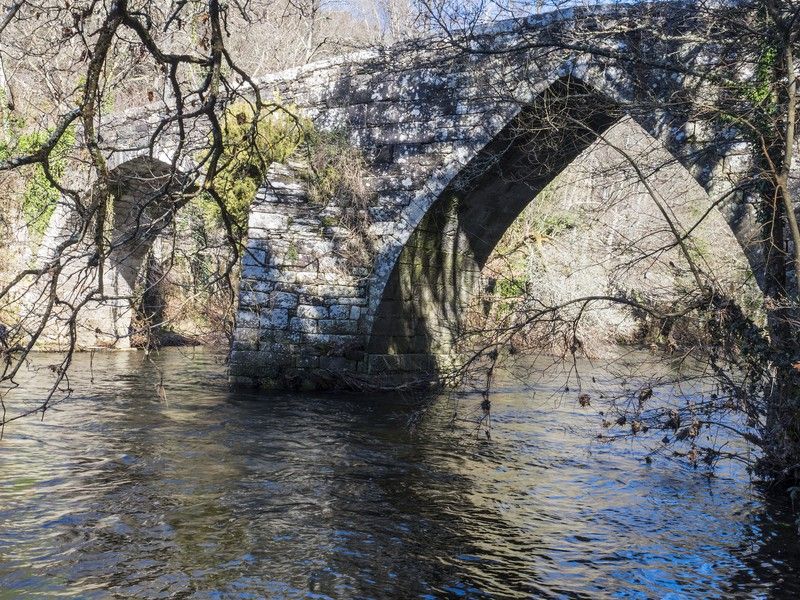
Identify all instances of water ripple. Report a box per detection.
[0,349,797,598]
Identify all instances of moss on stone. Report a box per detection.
[197,102,312,235]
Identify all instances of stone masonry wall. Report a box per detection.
[232,162,371,388]
[219,6,781,387]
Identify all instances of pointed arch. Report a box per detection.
[364,78,752,368]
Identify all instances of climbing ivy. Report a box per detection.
[718,42,778,128]
[746,44,778,108]
[0,116,75,237]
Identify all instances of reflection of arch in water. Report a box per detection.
[365,78,753,374]
[2,348,512,596]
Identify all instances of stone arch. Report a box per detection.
[364,77,752,374]
[359,72,621,337]
[32,155,192,349]
[355,51,659,341]
[106,157,191,296]
[102,156,194,343]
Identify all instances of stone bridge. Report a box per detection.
[32,2,798,388]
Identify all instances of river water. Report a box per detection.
[0,348,798,598]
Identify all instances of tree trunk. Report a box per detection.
[758,24,800,487]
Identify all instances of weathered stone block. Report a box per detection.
[318,319,358,335]
[239,290,270,307]
[290,317,318,333]
[242,247,268,267]
[241,263,265,280]
[294,271,326,285]
[239,279,274,294]
[237,310,260,328]
[235,327,260,347]
[273,330,302,344]
[304,333,356,350]
[328,304,350,320]
[296,304,329,319]
[272,291,299,309]
[261,308,289,330]
[250,211,289,231]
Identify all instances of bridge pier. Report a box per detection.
[230,162,372,388]
[229,161,458,389]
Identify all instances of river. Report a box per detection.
[0,348,798,598]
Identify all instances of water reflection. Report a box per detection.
[0,349,798,598]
